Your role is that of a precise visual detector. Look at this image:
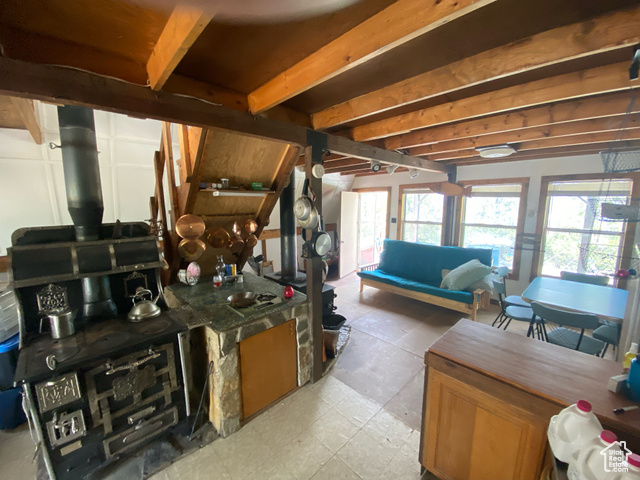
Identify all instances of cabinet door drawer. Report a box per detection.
[239,319,298,418]
[424,369,546,480]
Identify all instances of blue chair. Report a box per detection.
[491,267,530,327]
[560,271,610,286]
[530,302,605,356]
[560,271,619,357]
[493,279,545,338]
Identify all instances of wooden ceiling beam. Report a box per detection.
[147,5,215,90]
[353,61,638,141]
[425,128,640,162]
[0,56,451,173]
[446,141,640,166]
[409,114,640,157]
[247,0,498,114]
[8,97,42,144]
[324,164,371,174]
[162,74,311,127]
[355,167,410,177]
[295,152,347,167]
[313,6,640,130]
[385,91,640,150]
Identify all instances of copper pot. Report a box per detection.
[178,238,206,260]
[205,226,230,249]
[175,214,205,240]
[229,221,245,253]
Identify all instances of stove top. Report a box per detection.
[16,309,188,384]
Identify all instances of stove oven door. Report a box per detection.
[84,342,183,459]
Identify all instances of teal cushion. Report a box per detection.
[440,259,492,291]
[378,240,492,284]
[358,270,474,304]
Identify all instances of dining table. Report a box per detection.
[522,276,628,321]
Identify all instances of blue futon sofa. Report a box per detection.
[357,240,492,320]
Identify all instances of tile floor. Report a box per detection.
[0,271,593,479]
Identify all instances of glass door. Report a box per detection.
[357,189,389,266]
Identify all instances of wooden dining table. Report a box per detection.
[522,276,628,321]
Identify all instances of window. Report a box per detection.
[537,176,636,278]
[398,185,445,245]
[456,180,528,278]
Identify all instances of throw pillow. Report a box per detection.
[440,259,492,291]
[441,269,494,294]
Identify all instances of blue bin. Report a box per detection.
[0,333,19,390]
[0,387,26,429]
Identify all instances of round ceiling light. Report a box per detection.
[476,145,517,158]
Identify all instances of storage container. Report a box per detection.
[0,333,19,390]
[568,430,618,480]
[548,399,603,463]
[0,387,26,430]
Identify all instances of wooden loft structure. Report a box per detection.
[0,95,41,144]
[0,0,638,176]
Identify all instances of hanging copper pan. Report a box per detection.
[229,221,245,253]
[176,214,206,240]
[178,238,206,261]
[205,226,230,249]
[244,219,258,234]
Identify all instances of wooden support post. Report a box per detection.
[443,168,457,246]
[304,132,326,383]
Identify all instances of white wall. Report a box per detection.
[0,103,178,256]
[352,154,608,295]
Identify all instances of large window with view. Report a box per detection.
[538,177,635,278]
[399,186,445,246]
[457,181,527,277]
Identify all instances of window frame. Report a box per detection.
[397,183,447,246]
[454,178,529,280]
[531,172,640,284]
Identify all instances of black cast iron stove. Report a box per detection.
[9,106,188,480]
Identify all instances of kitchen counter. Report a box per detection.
[165,272,307,332]
[420,319,640,480]
[166,272,311,437]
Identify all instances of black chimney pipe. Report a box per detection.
[280,170,297,280]
[57,105,117,319]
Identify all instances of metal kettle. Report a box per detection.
[127,288,161,322]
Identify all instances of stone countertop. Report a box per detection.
[166,273,307,333]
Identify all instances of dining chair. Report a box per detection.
[530,302,605,356]
[560,271,610,286]
[493,279,545,338]
[559,271,619,357]
[491,267,530,327]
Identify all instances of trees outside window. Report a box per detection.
[457,181,528,278]
[399,187,445,245]
[540,179,633,278]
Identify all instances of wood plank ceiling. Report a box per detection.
[0,0,638,176]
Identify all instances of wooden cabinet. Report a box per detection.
[421,319,640,480]
[239,319,297,419]
[423,367,546,480]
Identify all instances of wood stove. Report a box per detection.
[9,106,188,480]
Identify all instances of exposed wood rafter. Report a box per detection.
[313,6,640,130]
[6,97,42,144]
[353,62,637,141]
[248,0,498,114]
[409,115,640,157]
[0,56,450,174]
[384,90,640,150]
[147,5,214,90]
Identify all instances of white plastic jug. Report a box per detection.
[607,453,640,479]
[568,430,618,480]
[548,400,603,463]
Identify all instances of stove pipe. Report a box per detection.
[280,170,297,280]
[57,105,117,319]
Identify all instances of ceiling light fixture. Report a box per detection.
[386,165,398,175]
[409,169,419,179]
[476,145,517,158]
[371,161,382,172]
